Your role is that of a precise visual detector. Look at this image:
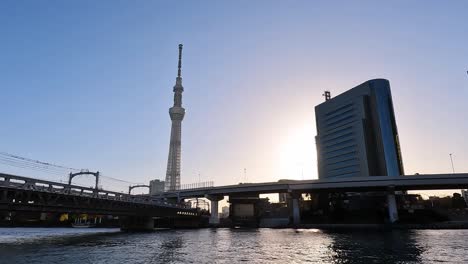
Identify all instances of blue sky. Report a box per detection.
[0,1,467,192]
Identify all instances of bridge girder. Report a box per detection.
[128,185,150,194]
[68,171,100,190]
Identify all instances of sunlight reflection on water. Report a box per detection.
[0,228,467,264]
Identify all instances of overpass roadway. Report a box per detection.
[160,173,468,225]
[160,173,468,199]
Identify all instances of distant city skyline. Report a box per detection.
[0,1,467,193]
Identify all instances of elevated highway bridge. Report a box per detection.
[160,173,468,225]
[162,173,468,199]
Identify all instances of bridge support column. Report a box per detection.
[206,195,223,226]
[387,187,399,223]
[290,192,301,226]
[120,216,154,231]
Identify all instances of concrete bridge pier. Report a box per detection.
[387,187,399,223]
[290,192,301,226]
[120,216,154,231]
[206,195,224,226]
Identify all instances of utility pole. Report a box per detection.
[449,153,455,173]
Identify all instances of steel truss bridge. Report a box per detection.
[0,173,197,217]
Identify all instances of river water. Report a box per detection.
[0,227,467,263]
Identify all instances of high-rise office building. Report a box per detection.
[164,44,185,191]
[315,79,404,179]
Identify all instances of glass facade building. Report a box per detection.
[315,79,404,179]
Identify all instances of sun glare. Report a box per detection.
[278,124,317,180]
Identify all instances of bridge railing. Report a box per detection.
[180,181,214,190]
[0,173,190,209]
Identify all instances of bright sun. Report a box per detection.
[278,123,318,180]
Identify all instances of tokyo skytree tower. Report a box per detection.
[164,44,185,191]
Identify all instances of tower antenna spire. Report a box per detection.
[178,44,183,78]
[165,44,186,191]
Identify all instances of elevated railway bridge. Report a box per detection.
[0,173,198,230]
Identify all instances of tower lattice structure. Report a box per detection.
[165,44,185,191]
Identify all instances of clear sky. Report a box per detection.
[0,1,467,193]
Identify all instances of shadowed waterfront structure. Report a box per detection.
[165,44,185,191]
[314,79,405,222]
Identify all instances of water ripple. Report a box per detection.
[0,228,467,263]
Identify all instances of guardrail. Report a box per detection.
[180,181,214,190]
[0,173,189,209]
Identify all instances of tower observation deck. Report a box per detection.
[165,44,185,191]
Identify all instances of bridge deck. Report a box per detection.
[160,173,468,199]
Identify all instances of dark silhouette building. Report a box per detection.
[315,79,404,179]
